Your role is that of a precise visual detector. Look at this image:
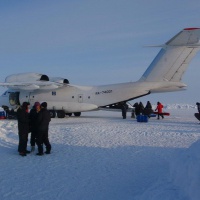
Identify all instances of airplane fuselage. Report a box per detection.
[0,80,186,113]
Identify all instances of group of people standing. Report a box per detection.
[133,101,164,119]
[17,101,51,157]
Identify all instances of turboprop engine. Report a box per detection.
[5,73,49,82]
[5,72,70,84]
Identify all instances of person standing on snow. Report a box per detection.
[155,101,164,120]
[138,102,144,115]
[29,102,41,152]
[36,102,51,156]
[143,101,153,118]
[194,102,200,121]
[196,102,200,114]
[121,102,128,119]
[17,102,30,156]
[133,102,140,116]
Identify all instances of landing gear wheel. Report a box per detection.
[57,110,66,118]
[49,110,56,118]
[66,113,72,117]
[74,112,81,117]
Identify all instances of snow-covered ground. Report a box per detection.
[0,105,200,200]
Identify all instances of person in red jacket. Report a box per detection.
[155,102,164,120]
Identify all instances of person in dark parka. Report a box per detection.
[138,102,144,115]
[29,102,41,152]
[196,102,200,114]
[133,102,140,116]
[194,102,200,121]
[143,101,153,118]
[17,102,30,156]
[36,102,51,155]
[121,102,128,119]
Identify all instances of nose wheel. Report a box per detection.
[49,110,65,118]
[49,110,56,118]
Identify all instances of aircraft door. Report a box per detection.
[9,92,20,106]
[78,94,83,103]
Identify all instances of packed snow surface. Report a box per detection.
[0,105,200,200]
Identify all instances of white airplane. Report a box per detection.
[0,28,200,118]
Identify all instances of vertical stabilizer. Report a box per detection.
[140,28,200,82]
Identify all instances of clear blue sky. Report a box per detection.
[0,0,200,104]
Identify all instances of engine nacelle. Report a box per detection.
[49,77,69,84]
[5,73,49,82]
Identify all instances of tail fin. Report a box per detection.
[140,28,200,82]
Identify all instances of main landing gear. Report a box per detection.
[49,110,81,118]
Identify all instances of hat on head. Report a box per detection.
[34,102,40,107]
[22,102,29,108]
[41,102,47,108]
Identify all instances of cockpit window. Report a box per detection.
[9,92,20,106]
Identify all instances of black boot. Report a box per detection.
[36,152,44,156]
[19,152,27,156]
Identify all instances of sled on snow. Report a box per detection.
[153,112,170,116]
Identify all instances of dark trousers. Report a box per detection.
[18,132,28,153]
[30,131,37,146]
[122,109,127,119]
[36,131,51,154]
[157,113,164,119]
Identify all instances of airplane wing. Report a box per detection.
[0,81,65,90]
[0,72,71,91]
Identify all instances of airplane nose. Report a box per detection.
[0,92,9,108]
